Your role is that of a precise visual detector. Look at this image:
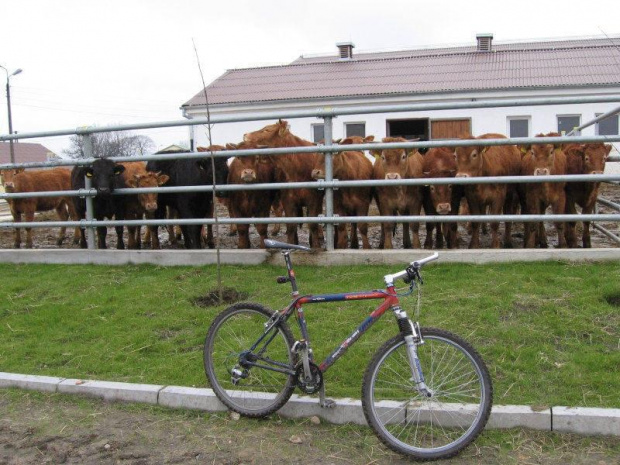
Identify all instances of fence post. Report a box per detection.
[82,134,96,249]
[323,116,335,251]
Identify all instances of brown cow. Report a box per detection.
[116,162,169,249]
[520,133,568,248]
[422,146,462,249]
[454,133,521,248]
[243,120,324,248]
[563,142,611,248]
[371,137,424,249]
[311,135,374,249]
[1,168,79,248]
[225,141,280,248]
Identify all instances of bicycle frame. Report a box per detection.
[288,288,401,373]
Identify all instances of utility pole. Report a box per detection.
[1,66,22,164]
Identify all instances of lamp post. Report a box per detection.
[0,66,22,164]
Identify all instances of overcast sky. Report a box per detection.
[2,0,619,157]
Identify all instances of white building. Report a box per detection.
[181,34,620,170]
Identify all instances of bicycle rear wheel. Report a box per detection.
[362,327,493,461]
[204,302,296,418]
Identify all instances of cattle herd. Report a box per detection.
[0,120,613,251]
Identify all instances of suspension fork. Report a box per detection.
[392,306,434,398]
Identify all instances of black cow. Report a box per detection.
[71,158,126,249]
[146,147,229,249]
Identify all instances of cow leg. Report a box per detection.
[349,224,359,249]
[24,211,35,248]
[55,203,69,246]
[148,225,160,249]
[502,187,518,249]
[79,228,87,249]
[237,224,251,249]
[445,222,458,249]
[580,204,595,248]
[435,223,445,249]
[115,226,125,250]
[564,198,579,248]
[467,202,482,249]
[335,223,348,249]
[127,226,137,249]
[97,226,108,249]
[553,195,567,248]
[10,208,21,248]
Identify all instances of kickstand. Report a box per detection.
[319,382,335,408]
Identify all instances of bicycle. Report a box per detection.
[203,239,493,461]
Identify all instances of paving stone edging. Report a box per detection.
[1,372,618,436]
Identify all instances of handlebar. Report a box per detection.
[384,253,439,285]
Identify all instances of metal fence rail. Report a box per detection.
[1,94,620,250]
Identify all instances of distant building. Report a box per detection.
[0,142,57,164]
[182,34,620,152]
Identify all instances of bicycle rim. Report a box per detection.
[362,328,492,460]
[204,303,296,417]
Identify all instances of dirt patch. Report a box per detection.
[191,287,249,308]
[1,390,619,465]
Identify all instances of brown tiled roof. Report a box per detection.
[183,36,620,108]
[0,142,56,164]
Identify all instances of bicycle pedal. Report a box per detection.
[319,398,336,409]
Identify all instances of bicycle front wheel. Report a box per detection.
[204,302,297,418]
[362,327,493,461]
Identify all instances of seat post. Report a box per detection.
[282,251,300,296]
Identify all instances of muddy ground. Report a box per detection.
[0,184,619,251]
[1,390,619,465]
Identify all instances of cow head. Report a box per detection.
[311,135,375,180]
[243,119,290,146]
[371,137,414,180]
[227,141,272,183]
[582,143,612,175]
[0,168,25,190]
[454,136,486,178]
[127,172,169,212]
[196,145,229,194]
[423,147,457,215]
[85,159,125,196]
[520,133,564,176]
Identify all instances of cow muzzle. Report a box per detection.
[311,169,325,180]
[436,203,451,215]
[455,173,470,178]
[534,168,550,176]
[4,182,14,189]
[241,169,256,182]
[385,173,401,180]
[145,203,158,213]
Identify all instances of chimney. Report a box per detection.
[476,33,493,52]
[336,42,355,60]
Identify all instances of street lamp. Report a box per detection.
[0,66,22,164]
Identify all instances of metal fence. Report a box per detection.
[1,94,620,250]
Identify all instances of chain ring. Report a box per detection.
[294,362,323,394]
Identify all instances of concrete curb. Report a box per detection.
[0,248,619,266]
[1,372,618,436]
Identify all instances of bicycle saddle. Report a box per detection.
[264,239,312,252]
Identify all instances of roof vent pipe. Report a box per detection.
[476,33,493,52]
[336,42,355,60]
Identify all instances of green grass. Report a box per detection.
[0,261,619,409]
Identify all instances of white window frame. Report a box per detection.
[507,116,531,138]
[557,114,581,136]
[344,121,366,138]
[595,112,619,136]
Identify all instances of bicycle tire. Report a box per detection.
[204,302,297,418]
[362,327,493,461]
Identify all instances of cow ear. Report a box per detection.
[226,143,238,150]
[127,178,138,188]
[157,174,170,185]
[519,145,529,155]
[113,165,125,176]
[364,135,375,143]
[277,120,288,137]
[605,144,613,155]
[370,150,382,159]
[16,168,25,174]
[338,138,351,145]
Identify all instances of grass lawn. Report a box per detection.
[0,260,618,409]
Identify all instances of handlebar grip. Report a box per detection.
[412,252,439,268]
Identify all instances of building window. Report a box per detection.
[595,113,619,136]
[312,124,325,143]
[557,115,581,136]
[508,117,529,138]
[345,122,365,138]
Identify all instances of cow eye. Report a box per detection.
[448,185,452,190]
[430,186,435,192]
[381,155,386,161]
[401,154,406,161]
